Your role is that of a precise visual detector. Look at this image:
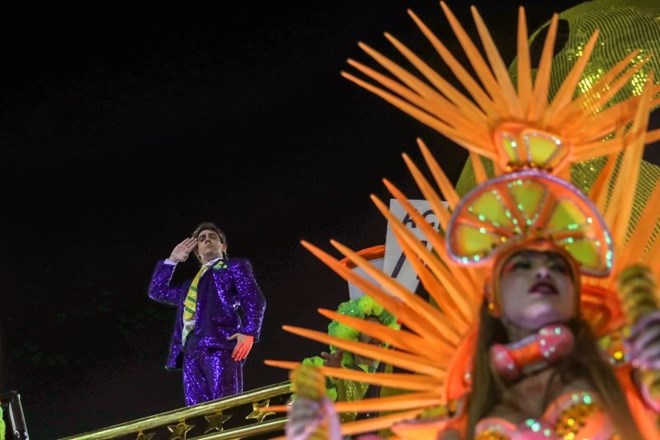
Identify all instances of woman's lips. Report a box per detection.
[529,281,558,295]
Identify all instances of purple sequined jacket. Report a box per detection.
[148,257,266,370]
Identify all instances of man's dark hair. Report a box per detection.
[192,222,228,260]
[192,222,226,243]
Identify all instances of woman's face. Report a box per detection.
[498,250,576,330]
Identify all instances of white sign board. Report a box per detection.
[347,199,440,300]
[382,199,439,295]
[347,257,385,301]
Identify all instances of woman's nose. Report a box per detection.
[535,266,551,278]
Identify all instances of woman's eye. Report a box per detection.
[550,263,568,273]
[512,260,531,270]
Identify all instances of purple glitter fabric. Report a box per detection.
[182,345,243,405]
[148,257,266,404]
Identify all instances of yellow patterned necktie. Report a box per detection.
[183,264,210,322]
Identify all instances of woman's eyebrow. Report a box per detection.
[510,251,534,260]
[546,255,566,264]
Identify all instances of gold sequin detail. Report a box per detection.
[475,429,510,440]
[554,398,600,437]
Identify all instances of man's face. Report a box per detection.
[196,229,226,262]
[498,250,577,330]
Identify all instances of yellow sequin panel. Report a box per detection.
[469,190,515,229]
[524,130,564,169]
[454,223,502,262]
[509,179,546,226]
[562,238,601,269]
[546,198,588,234]
[499,131,522,166]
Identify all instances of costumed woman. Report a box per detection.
[266,1,660,439]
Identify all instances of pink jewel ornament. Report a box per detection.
[490,324,575,381]
[513,418,556,439]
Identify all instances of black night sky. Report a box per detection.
[0,1,601,438]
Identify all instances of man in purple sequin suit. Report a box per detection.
[148,221,266,406]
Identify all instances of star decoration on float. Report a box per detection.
[167,421,194,440]
[204,411,233,433]
[246,399,276,423]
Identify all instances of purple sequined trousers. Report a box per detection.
[183,345,243,405]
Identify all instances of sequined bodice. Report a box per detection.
[475,391,617,440]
